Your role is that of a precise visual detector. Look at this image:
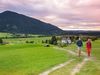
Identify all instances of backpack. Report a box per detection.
[77,40,83,47]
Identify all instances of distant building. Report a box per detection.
[61,36,72,44]
[67,37,72,44]
[61,37,67,44]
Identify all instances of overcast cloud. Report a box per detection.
[0,0,100,31]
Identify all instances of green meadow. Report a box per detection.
[0,33,12,38]
[76,40,100,75]
[0,36,73,75]
[49,39,100,75]
[0,33,100,75]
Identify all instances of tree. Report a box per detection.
[50,36,57,45]
[0,38,3,44]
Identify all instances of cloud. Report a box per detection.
[0,0,100,31]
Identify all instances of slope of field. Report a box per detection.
[0,37,73,75]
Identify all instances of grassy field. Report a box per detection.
[49,39,100,75]
[0,33,12,38]
[0,33,100,75]
[49,57,83,75]
[0,37,73,75]
[0,32,41,38]
[76,40,100,75]
[3,37,50,44]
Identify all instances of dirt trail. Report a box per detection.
[53,47,77,56]
[39,47,76,75]
[39,47,90,75]
[39,59,74,75]
[71,58,89,75]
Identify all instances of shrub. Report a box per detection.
[44,44,50,47]
[26,41,29,43]
[26,41,34,43]
[0,38,3,44]
[30,41,34,43]
[50,36,57,45]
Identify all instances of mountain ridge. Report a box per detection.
[0,10,63,35]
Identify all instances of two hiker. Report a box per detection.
[76,37,92,57]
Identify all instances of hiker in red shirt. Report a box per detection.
[86,38,92,57]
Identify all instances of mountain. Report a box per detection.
[0,11,63,35]
[64,30,100,37]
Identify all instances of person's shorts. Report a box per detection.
[77,46,82,50]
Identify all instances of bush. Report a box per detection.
[81,36,98,41]
[26,41,34,44]
[26,41,29,43]
[42,40,44,43]
[45,40,48,43]
[0,38,3,44]
[30,41,34,43]
[44,44,50,47]
[50,36,57,45]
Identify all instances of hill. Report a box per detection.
[0,11,63,35]
[64,30,100,37]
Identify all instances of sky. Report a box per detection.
[0,0,100,31]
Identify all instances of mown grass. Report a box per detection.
[49,39,100,75]
[0,35,100,75]
[49,57,83,75]
[0,37,72,75]
[76,61,100,75]
[76,40,100,75]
